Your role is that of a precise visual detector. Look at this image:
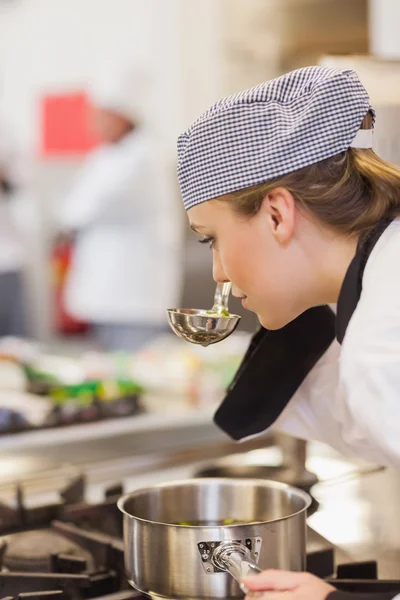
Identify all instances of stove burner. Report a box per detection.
[3,529,94,573]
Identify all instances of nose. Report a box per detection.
[212,250,230,283]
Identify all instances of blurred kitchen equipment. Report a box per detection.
[118,477,311,600]
[51,233,89,335]
[195,436,318,493]
[167,282,241,346]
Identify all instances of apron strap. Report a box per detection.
[336,217,393,344]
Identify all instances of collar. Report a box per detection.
[336,218,393,344]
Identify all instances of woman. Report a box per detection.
[176,66,400,600]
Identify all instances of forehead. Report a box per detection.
[188,199,233,226]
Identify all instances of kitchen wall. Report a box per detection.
[0,0,225,153]
[220,0,368,95]
[370,0,400,59]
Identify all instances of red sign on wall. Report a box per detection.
[40,92,101,157]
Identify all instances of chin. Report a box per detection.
[258,312,298,331]
[259,319,287,331]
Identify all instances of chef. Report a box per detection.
[58,62,183,351]
[176,66,400,600]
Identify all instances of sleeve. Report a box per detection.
[273,226,400,468]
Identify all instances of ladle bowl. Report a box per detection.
[167,283,241,346]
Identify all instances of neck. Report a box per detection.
[316,234,359,304]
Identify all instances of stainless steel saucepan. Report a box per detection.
[118,478,311,600]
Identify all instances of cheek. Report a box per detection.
[221,231,296,325]
[254,258,305,329]
[221,230,270,291]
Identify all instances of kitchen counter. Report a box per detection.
[78,444,400,579]
[0,428,398,579]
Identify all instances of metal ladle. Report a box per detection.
[166,282,241,346]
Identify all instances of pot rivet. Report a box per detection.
[206,568,211,573]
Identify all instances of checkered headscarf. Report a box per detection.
[177,66,375,211]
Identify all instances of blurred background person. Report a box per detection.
[0,114,31,339]
[56,62,183,352]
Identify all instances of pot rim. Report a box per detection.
[117,477,312,527]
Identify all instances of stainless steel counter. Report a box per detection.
[0,433,398,579]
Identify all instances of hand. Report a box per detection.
[242,569,336,600]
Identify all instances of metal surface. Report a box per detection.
[167,282,241,346]
[118,478,310,600]
[195,463,319,493]
[308,465,400,579]
[195,438,319,491]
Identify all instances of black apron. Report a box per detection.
[214,218,394,441]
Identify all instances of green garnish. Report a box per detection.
[205,308,230,318]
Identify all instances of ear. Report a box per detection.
[260,187,296,243]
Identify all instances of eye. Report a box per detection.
[198,236,215,249]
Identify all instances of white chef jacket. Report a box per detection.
[272,217,400,468]
[58,129,183,324]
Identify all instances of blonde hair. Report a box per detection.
[223,113,400,238]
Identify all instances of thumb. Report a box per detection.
[242,569,310,591]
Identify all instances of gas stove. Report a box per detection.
[0,474,400,600]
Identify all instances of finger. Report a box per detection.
[242,569,312,591]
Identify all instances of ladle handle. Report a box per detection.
[212,541,261,593]
[212,282,232,311]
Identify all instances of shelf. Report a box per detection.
[0,405,215,451]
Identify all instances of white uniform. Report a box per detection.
[58,128,183,348]
[273,218,400,467]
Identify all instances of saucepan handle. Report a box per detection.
[212,541,262,593]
